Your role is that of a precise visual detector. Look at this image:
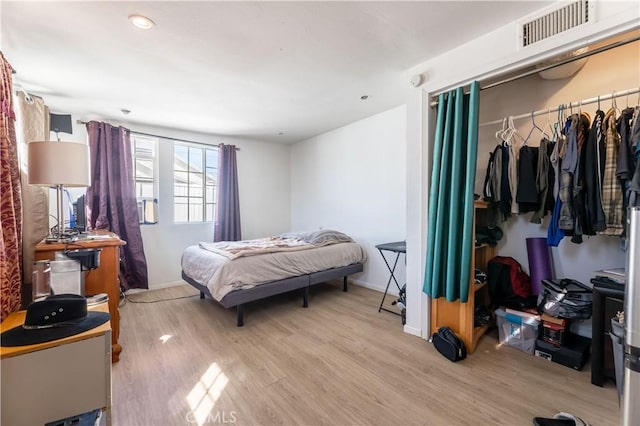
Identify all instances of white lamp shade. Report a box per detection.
[28,141,90,187]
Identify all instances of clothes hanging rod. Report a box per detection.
[478,87,640,127]
[76,120,239,150]
[430,34,640,107]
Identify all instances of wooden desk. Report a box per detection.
[35,231,125,363]
[1,303,112,425]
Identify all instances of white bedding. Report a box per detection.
[181,241,366,301]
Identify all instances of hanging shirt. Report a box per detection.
[571,113,591,244]
[483,145,502,226]
[562,115,579,174]
[550,135,562,199]
[547,194,565,246]
[500,144,512,221]
[616,107,635,181]
[584,110,606,234]
[516,145,539,213]
[531,138,550,224]
[508,143,519,215]
[599,108,624,236]
[559,116,578,232]
[545,141,556,213]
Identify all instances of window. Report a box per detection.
[173,142,217,223]
[132,134,158,224]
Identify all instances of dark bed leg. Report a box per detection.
[302,286,309,308]
[343,276,348,292]
[236,305,244,327]
[200,291,205,300]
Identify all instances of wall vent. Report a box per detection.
[521,0,590,48]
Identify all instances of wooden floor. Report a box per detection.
[113,283,619,426]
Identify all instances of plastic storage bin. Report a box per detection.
[496,308,540,354]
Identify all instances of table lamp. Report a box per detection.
[28,141,90,242]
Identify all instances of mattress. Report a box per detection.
[181,241,366,301]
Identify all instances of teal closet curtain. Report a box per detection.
[423,82,480,303]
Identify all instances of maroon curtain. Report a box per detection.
[0,53,22,320]
[214,144,241,242]
[86,121,148,290]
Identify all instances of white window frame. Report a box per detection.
[173,141,217,224]
[131,134,158,224]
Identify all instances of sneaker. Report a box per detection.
[553,412,589,426]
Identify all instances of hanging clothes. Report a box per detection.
[483,145,501,226]
[629,106,640,207]
[584,110,606,233]
[544,141,556,213]
[516,145,539,213]
[571,113,591,244]
[547,193,565,246]
[531,139,551,223]
[551,110,566,200]
[599,108,624,236]
[616,107,635,181]
[508,143,519,215]
[500,143,512,221]
[559,116,577,232]
[617,107,636,238]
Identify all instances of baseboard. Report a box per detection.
[136,280,187,293]
[403,324,422,337]
[350,279,399,297]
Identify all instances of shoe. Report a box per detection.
[552,412,589,426]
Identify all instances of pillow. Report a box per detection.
[301,229,353,245]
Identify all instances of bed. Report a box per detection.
[181,230,366,326]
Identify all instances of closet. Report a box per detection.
[432,34,639,352]
[476,38,638,287]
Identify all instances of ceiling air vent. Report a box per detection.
[522,0,590,48]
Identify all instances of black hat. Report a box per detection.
[1,294,110,347]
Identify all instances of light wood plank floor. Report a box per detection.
[113,283,619,426]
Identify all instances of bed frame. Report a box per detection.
[182,262,363,326]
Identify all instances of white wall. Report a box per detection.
[50,119,291,289]
[291,105,407,294]
[405,1,640,337]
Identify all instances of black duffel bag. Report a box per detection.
[430,326,467,362]
[537,279,592,320]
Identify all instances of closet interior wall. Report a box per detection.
[476,40,639,290]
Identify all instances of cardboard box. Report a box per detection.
[541,321,566,346]
[541,313,567,326]
[534,333,591,370]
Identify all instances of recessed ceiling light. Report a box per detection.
[278,132,284,135]
[120,108,131,115]
[129,14,155,30]
[360,95,369,100]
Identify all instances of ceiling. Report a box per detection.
[2,1,550,144]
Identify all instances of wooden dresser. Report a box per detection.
[35,231,125,363]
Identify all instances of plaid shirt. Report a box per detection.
[599,108,624,236]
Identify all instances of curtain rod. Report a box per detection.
[76,120,239,150]
[478,87,640,127]
[430,34,640,107]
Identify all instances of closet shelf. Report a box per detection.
[474,281,487,292]
[431,201,496,354]
[473,324,490,348]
